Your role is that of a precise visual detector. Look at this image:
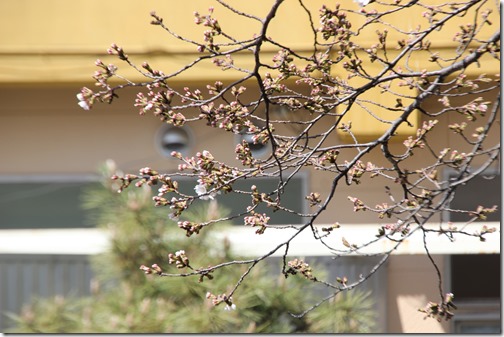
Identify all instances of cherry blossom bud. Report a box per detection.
[151,264,162,274]
[171,151,182,159]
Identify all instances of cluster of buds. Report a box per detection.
[169,196,188,215]
[136,167,162,187]
[403,120,438,151]
[206,81,224,95]
[375,202,392,219]
[453,73,480,91]
[272,49,295,75]
[177,151,210,173]
[251,127,273,146]
[164,111,186,127]
[448,122,467,134]
[318,4,352,42]
[182,86,204,102]
[346,160,367,185]
[244,211,270,235]
[111,167,173,193]
[206,292,236,311]
[156,177,179,196]
[92,58,117,89]
[475,224,498,242]
[403,197,419,209]
[250,185,277,210]
[76,87,94,111]
[149,11,163,25]
[212,54,235,70]
[377,220,409,237]
[198,85,248,130]
[199,100,250,133]
[305,192,322,207]
[193,7,221,52]
[111,173,139,193]
[134,90,181,125]
[469,205,498,221]
[177,220,203,237]
[235,141,256,167]
[319,149,340,166]
[141,62,166,78]
[139,263,163,275]
[449,150,469,167]
[139,166,158,176]
[321,222,341,233]
[168,250,191,269]
[348,196,366,212]
[419,293,457,322]
[403,136,424,150]
[107,43,128,61]
[156,196,188,219]
[342,58,363,73]
[285,259,317,281]
[176,151,237,200]
[472,126,486,139]
[262,72,287,94]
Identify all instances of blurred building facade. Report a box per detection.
[0,0,500,333]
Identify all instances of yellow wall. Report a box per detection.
[1,0,498,141]
[1,0,497,83]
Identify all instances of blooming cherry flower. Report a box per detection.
[76,93,90,110]
[194,183,209,198]
[194,183,216,200]
[354,0,371,7]
[224,303,236,311]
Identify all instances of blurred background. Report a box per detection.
[0,0,500,333]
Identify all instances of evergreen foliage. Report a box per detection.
[7,162,376,333]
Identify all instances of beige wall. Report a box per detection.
[1,86,187,174]
[387,255,450,333]
[2,84,498,333]
[1,83,498,215]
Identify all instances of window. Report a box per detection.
[175,174,308,225]
[450,254,501,334]
[0,173,307,229]
[455,320,501,334]
[0,177,98,229]
[446,171,501,222]
[451,254,500,300]
[446,169,501,333]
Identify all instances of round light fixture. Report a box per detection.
[155,124,193,158]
